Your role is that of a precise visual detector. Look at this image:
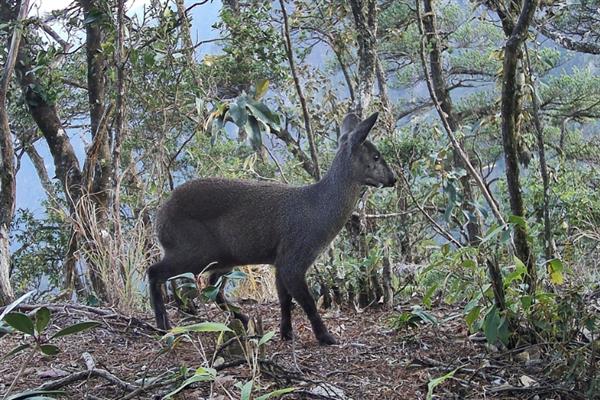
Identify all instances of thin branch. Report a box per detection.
[415,0,505,227]
[399,171,462,247]
[279,0,321,180]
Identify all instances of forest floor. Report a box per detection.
[0,299,590,400]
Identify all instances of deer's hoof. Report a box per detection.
[281,330,293,341]
[318,332,338,346]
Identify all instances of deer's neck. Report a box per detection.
[311,154,363,234]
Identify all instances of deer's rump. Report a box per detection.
[155,178,293,266]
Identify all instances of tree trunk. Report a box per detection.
[0,0,30,304]
[348,0,377,117]
[499,0,539,294]
[421,0,482,245]
[78,0,112,301]
[9,17,88,296]
[348,0,380,307]
[524,46,556,260]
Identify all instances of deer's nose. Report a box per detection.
[387,173,397,187]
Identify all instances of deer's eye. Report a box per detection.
[373,154,380,161]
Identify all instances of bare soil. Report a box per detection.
[0,300,590,399]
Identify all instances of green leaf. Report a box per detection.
[497,317,509,346]
[202,285,220,301]
[505,257,526,286]
[254,79,269,99]
[465,306,480,332]
[255,387,296,400]
[3,312,35,336]
[244,115,262,150]
[483,305,500,345]
[481,224,505,244]
[240,380,253,400]
[2,343,30,360]
[35,307,51,334]
[161,367,216,399]
[548,259,564,285]
[258,330,276,346]
[246,99,280,129]
[169,322,233,335]
[508,215,527,229]
[228,101,248,127]
[520,295,533,310]
[412,309,438,325]
[50,321,100,339]
[39,344,60,356]
[422,283,438,308]
[426,368,458,400]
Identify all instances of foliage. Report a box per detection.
[2,0,599,395]
[0,294,100,399]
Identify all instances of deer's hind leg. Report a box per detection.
[207,269,250,327]
[276,256,337,346]
[276,271,293,340]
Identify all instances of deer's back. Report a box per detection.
[156,178,299,265]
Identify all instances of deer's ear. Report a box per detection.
[350,112,379,148]
[339,113,360,145]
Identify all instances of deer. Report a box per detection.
[148,112,396,345]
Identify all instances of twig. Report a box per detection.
[415,0,505,227]
[399,170,462,247]
[279,0,321,180]
[263,144,289,184]
[37,369,138,392]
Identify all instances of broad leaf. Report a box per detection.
[240,380,253,400]
[39,344,60,356]
[254,79,269,99]
[244,115,262,149]
[169,322,233,335]
[258,330,276,346]
[412,309,438,325]
[481,224,505,244]
[548,259,564,285]
[2,343,30,360]
[50,321,101,339]
[246,99,280,130]
[35,307,51,334]
[465,306,480,332]
[426,368,458,400]
[3,312,35,336]
[228,101,248,127]
[226,270,246,280]
[202,285,220,301]
[161,367,216,399]
[508,214,527,229]
[483,305,500,345]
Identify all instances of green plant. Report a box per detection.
[0,295,101,399]
[389,306,438,330]
[161,320,292,399]
[237,379,295,400]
